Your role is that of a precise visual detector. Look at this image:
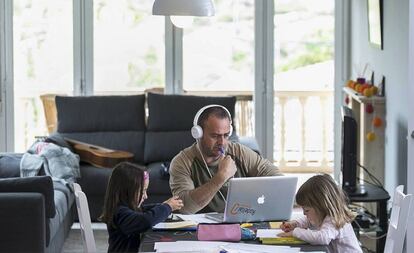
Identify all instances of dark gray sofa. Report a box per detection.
[54,93,244,221]
[0,175,75,253]
[0,91,258,247]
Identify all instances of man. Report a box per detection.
[169,105,282,214]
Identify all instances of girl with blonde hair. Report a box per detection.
[279,174,362,253]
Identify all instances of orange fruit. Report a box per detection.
[355,84,362,93]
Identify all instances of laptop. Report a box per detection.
[205,176,298,223]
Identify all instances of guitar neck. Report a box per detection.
[64,138,114,153]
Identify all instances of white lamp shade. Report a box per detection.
[152,0,215,16]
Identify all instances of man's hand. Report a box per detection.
[216,155,237,182]
[164,196,184,211]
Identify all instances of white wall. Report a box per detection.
[349,0,409,196]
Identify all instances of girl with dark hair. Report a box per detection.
[100,162,183,253]
[279,174,362,253]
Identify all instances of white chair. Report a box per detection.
[73,183,97,253]
[73,182,82,193]
[384,185,413,253]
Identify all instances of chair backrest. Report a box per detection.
[73,182,82,193]
[74,183,97,253]
[40,94,63,134]
[384,185,413,253]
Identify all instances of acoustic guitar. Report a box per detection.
[65,138,134,168]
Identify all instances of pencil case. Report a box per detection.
[197,223,241,242]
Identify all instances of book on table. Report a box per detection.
[256,229,307,245]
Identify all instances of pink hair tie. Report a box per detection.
[143,171,149,180]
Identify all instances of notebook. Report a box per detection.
[205,176,298,223]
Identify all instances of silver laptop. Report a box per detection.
[206,176,298,223]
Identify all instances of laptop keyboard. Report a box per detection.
[205,213,224,222]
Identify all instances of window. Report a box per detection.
[93,0,165,94]
[273,0,334,172]
[183,0,255,136]
[13,0,73,151]
[183,0,254,92]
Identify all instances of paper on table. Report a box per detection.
[154,241,224,252]
[175,213,219,224]
[256,229,284,238]
[155,241,300,253]
[153,220,198,230]
[224,242,299,252]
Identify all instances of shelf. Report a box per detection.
[343,87,385,104]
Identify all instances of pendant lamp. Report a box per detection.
[152,0,215,28]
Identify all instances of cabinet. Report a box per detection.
[343,87,386,185]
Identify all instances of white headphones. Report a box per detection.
[191,104,233,139]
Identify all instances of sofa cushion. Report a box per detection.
[77,164,115,220]
[0,176,56,218]
[0,153,22,178]
[59,132,145,163]
[146,162,172,197]
[56,95,146,133]
[144,131,194,163]
[147,93,237,131]
[77,164,113,197]
[145,93,237,163]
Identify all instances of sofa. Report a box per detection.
[55,92,255,221]
[0,93,259,228]
[0,172,75,253]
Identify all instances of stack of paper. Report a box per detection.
[256,229,307,245]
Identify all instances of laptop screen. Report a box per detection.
[222,176,298,223]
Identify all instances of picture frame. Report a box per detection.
[367,0,383,49]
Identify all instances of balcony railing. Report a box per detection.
[18,90,333,173]
[188,90,334,173]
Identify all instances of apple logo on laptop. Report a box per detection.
[257,195,265,204]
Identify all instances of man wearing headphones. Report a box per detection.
[169,105,282,214]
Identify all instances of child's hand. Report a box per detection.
[278,231,293,237]
[164,196,184,211]
[280,221,297,232]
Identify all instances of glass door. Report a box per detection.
[13,0,73,151]
[93,0,165,95]
[182,0,255,136]
[273,0,334,173]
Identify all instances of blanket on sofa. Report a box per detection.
[20,142,80,185]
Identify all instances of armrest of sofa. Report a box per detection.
[0,153,23,178]
[0,192,46,253]
[0,176,55,218]
[239,136,261,155]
